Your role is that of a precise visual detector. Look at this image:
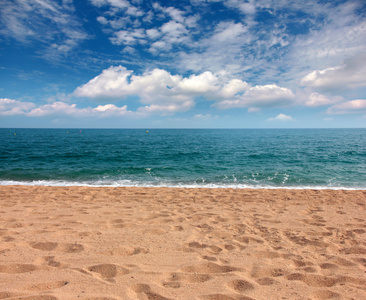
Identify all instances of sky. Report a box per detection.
[0,0,366,128]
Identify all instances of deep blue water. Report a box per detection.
[0,128,365,189]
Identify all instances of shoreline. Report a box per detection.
[0,185,365,299]
[1,182,366,191]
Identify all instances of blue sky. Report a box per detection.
[1,0,365,128]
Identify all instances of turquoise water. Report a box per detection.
[0,128,365,189]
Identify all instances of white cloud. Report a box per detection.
[126,69,185,104]
[137,101,194,116]
[327,99,366,115]
[158,5,198,28]
[146,28,161,39]
[176,0,366,84]
[160,21,189,43]
[213,22,248,43]
[0,99,133,118]
[0,0,88,59]
[27,102,82,117]
[93,1,195,55]
[0,98,35,116]
[193,114,212,119]
[177,72,221,94]
[281,1,366,74]
[92,104,129,116]
[91,0,130,9]
[74,66,296,114]
[301,54,366,91]
[74,66,195,115]
[97,16,129,29]
[110,28,145,45]
[216,84,295,109]
[302,92,343,107]
[216,79,249,99]
[147,20,190,53]
[75,65,238,100]
[248,107,261,113]
[165,7,185,24]
[268,113,293,122]
[125,5,144,17]
[74,66,133,98]
[150,41,168,52]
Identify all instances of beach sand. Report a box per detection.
[0,186,365,299]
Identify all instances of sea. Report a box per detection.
[0,128,365,190]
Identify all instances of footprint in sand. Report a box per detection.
[255,277,277,286]
[250,265,287,278]
[31,242,84,253]
[0,264,39,273]
[202,255,218,262]
[310,290,341,299]
[286,273,340,287]
[339,246,366,255]
[86,297,117,300]
[227,279,255,293]
[187,241,223,255]
[199,294,255,300]
[4,221,24,228]
[319,263,339,276]
[101,246,149,256]
[25,281,69,291]
[235,236,264,245]
[13,296,59,300]
[130,283,172,300]
[34,256,64,268]
[105,218,125,229]
[164,272,212,287]
[162,281,181,288]
[88,264,129,280]
[85,298,118,300]
[0,293,23,299]
[182,262,237,273]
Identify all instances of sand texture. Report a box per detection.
[0,186,365,299]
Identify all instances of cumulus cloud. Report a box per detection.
[327,99,366,115]
[193,114,213,119]
[74,65,249,109]
[268,114,293,122]
[85,0,366,87]
[74,65,296,114]
[301,53,366,91]
[0,98,35,116]
[137,101,194,116]
[216,84,295,109]
[177,72,221,94]
[76,66,135,97]
[301,92,343,107]
[0,98,132,118]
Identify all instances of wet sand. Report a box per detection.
[0,186,365,299]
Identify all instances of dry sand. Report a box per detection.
[0,186,365,300]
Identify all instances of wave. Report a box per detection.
[1,179,365,190]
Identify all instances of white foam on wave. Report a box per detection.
[0,180,365,190]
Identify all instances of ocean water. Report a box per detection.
[0,128,365,189]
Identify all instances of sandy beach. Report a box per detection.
[0,186,365,299]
